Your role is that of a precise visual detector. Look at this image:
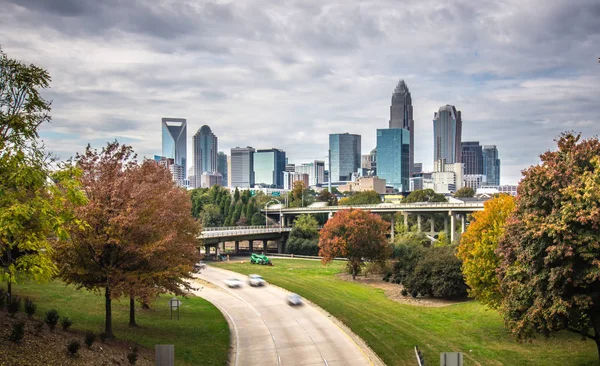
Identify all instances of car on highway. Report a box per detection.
[287,293,303,306]
[193,261,206,272]
[224,278,243,288]
[248,274,266,287]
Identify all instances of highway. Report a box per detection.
[191,266,381,366]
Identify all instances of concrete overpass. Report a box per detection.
[199,226,291,258]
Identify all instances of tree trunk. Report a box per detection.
[105,286,114,338]
[7,280,11,299]
[594,316,600,363]
[129,295,137,327]
[352,265,357,280]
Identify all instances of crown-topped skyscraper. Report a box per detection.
[389,80,414,175]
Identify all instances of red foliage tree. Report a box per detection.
[319,209,390,279]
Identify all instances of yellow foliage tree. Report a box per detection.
[456,194,515,308]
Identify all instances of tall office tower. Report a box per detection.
[192,125,218,187]
[413,162,423,176]
[376,128,411,191]
[389,80,414,175]
[285,163,295,172]
[161,118,187,178]
[329,133,361,182]
[295,161,325,186]
[230,147,255,188]
[483,145,501,185]
[433,105,462,165]
[218,152,228,187]
[461,141,483,175]
[254,148,286,188]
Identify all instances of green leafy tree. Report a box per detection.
[201,204,223,228]
[286,214,320,255]
[403,189,447,203]
[454,186,475,198]
[338,190,381,206]
[456,194,515,308]
[497,133,600,360]
[319,209,390,279]
[251,212,265,226]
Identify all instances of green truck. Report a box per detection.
[250,253,272,265]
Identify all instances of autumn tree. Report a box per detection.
[289,181,314,207]
[316,189,337,206]
[497,133,600,360]
[454,186,475,198]
[319,209,389,279]
[456,194,515,308]
[0,48,85,297]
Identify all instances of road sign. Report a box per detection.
[271,192,280,196]
[250,190,256,196]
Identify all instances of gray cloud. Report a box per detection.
[1,0,599,185]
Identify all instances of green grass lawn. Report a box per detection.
[215,259,598,366]
[8,280,229,366]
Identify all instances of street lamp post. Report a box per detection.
[265,198,282,229]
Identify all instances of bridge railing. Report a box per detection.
[200,227,292,238]
[270,201,485,211]
[203,225,291,232]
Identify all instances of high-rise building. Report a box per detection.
[230,147,255,188]
[464,174,486,190]
[161,117,187,178]
[285,163,295,172]
[413,162,423,176]
[200,171,223,188]
[192,125,218,187]
[433,105,462,165]
[432,160,464,194]
[461,141,483,175]
[295,161,325,186]
[283,171,309,190]
[376,128,410,191]
[483,145,501,186]
[329,133,361,182]
[226,155,232,188]
[389,80,414,175]
[218,152,228,187]
[253,148,286,188]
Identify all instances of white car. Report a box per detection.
[248,274,266,287]
[225,278,243,288]
[287,293,303,306]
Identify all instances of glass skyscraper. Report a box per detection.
[433,105,462,165]
[192,125,218,187]
[230,147,255,188]
[376,128,410,191]
[389,80,414,175]
[483,145,501,185]
[218,152,228,187]
[161,117,187,178]
[253,148,286,188]
[461,141,483,175]
[329,133,361,182]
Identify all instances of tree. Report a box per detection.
[456,194,515,308]
[317,189,337,206]
[251,212,265,226]
[319,209,389,279]
[497,133,600,360]
[403,189,447,203]
[0,49,86,297]
[201,204,223,228]
[289,181,310,207]
[338,190,381,206]
[286,214,320,256]
[454,186,475,198]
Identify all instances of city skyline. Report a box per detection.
[2,0,599,185]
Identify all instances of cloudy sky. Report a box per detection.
[2,0,599,184]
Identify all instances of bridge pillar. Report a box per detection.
[430,215,435,236]
[215,243,220,258]
[461,214,466,233]
[262,240,268,253]
[417,215,422,232]
[328,211,333,220]
[444,216,448,233]
[403,213,408,228]
[277,239,283,254]
[390,215,395,241]
[234,241,239,254]
[249,240,254,253]
[449,211,456,243]
[204,245,210,256]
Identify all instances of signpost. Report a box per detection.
[169,298,181,320]
[271,191,280,197]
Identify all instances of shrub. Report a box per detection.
[382,272,392,282]
[61,317,73,331]
[84,331,96,347]
[24,298,37,319]
[7,295,21,316]
[45,309,60,331]
[127,346,139,365]
[67,340,80,356]
[99,331,109,342]
[401,289,409,297]
[9,321,25,342]
[34,321,44,335]
[0,289,5,310]
[411,290,418,298]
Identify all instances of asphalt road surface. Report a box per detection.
[192,266,380,366]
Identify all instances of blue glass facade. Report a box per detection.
[161,118,187,178]
[329,133,361,182]
[218,152,228,187]
[253,149,286,188]
[376,128,410,191]
[483,145,501,185]
[433,105,462,165]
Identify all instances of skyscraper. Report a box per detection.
[253,148,286,188]
[376,128,410,191]
[433,105,462,165]
[329,133,361,182]
[218,152,228,187]
[389,80,414,175]
[483,145,501,185]
[230,147,255,188]
[295,161,325,186]
[461,141,483,175]
[192,125,218,186]
[161,117,187,178]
